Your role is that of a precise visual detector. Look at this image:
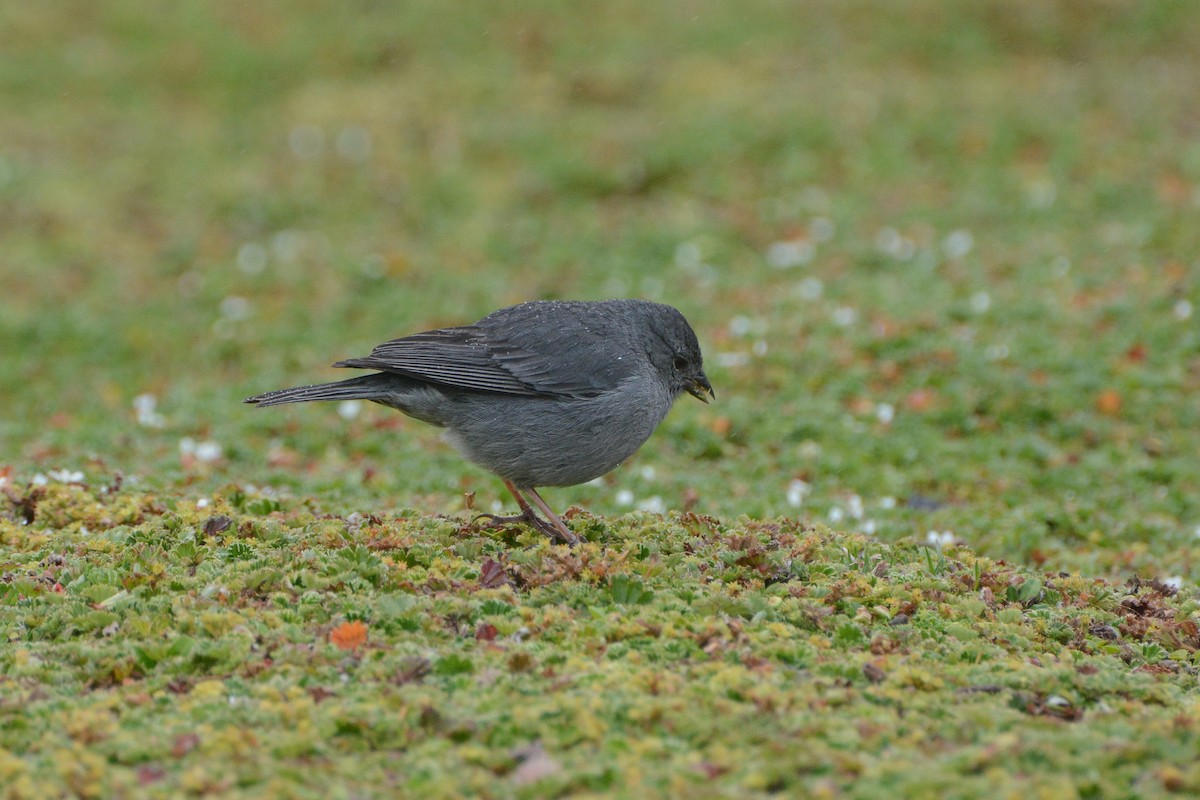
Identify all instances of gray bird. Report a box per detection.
[245,299,713,544]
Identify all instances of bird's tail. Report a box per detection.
[244,373,393,407]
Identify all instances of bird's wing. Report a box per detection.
[333,304,637,398]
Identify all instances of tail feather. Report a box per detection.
[245,373,392,407]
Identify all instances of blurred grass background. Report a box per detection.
[3,0,1199,577]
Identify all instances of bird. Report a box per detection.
[245,299,713,544]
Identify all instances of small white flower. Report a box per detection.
[236,242,268,275]
[879,496,897,510]
[985,344,1010,361]
[862,519,877,535]
[289,124,324,159]
[728,315,753,337]
[846,494,864,520]
[1026,179,1056,209]
[796,277,823,300]
[32,473,49,486]
[133,393,155,415]
[785,479,810,508]
[674,241,702,268]
[728,317,752,338]
[181,438,222,463]
[1174,299,1193,321]
[272,230,306,264]
[636,495,665,514]
[47,469,84,483]
[219,296,253,321]
[875,403,895,425]
[752,340,768,357]
[1163,576,1184,590]
[926,530,955,549]
[133,393,166,428]
[359,254,386,279]
[875,227,902,256]
[615,489,635,507]
[338,400,362,420]
[942,229,974,259]
[639,466,656,481]
[828,507,845,523]
[832,306,857,327]
[197,498,210,509]
[335,126,372,162]
[716,352,749,368]
[766,240,814,269]
[970,291,992,314]
[875,227,915,260]
[809,216,835,242]
[195,441,223,463]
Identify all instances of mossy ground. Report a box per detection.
[4,483,1200,798]
[2,1,1199,797]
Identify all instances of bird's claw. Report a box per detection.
[472,511,577,546]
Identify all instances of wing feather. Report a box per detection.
[333,302,641,398]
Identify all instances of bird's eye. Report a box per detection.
[672,355,689,371]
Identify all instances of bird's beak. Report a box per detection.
[686,373,714,403]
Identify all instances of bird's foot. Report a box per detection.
[472,511,578,546]
[472,512,529,527]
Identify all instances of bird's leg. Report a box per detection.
[525,487,579,546]
[473,480,578,545]
[472,480,540,525]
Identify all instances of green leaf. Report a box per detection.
[1006,578,1044,607]
[433,654,475,676]
[608,575,654,605]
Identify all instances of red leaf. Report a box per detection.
[479,558,509,589]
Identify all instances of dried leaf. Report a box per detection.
[479,558,510,589]
[203,515,233,535]
[510,742,561,786]
[330,620,368,651]
[5,484,44,524]
[904,388,938,412]
[863,661,887,683]
[307,686,337,704]
[171,732,200,758]
[392,657,431,686]
[1096,389,1122,416]
[136,765,166,785]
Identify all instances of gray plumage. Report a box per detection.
[245,299,713,544]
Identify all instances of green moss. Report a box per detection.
[1,485,1198,795]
